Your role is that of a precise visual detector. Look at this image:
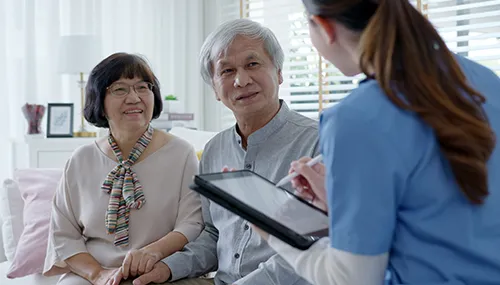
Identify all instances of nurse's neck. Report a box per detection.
[349,39,374,77]
[333,29,374,77]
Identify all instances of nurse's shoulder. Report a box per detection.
[320,77,434,168]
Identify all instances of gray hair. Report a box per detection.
[199,18,285,85]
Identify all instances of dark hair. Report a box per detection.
[84,52,163,128]
[303,0,496,204]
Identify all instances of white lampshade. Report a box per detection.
[57,35,101,75]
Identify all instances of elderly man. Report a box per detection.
[133,19,319,285]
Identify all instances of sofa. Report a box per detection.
[0,127,217,284]
[0,171,62,285]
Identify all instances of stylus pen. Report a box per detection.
[275,154,323,187]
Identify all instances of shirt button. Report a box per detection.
[244,225,249,230]
[244,163,252,169]
[234,253,240,259]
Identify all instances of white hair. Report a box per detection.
[199,18,285,85]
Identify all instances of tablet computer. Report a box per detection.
[190,170,329,250]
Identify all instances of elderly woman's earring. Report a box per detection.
[433,41,440,50]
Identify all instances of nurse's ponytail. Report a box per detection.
[304,0,495,204]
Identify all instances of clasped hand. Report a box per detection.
[102,248,171,285]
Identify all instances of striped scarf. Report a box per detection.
[101,124,153,247]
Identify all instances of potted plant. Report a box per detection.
[163,94,182,114]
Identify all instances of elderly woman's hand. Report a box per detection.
[92,267,120,285]
[109,261,171,285]
[120,248,162,280]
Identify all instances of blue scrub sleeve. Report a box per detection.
[320,106,404,256]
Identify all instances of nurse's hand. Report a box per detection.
[290,157,328,213]
[222,166,237,172]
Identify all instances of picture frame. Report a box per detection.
[46,103,74,138]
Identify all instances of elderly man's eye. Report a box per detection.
[248,62,259,67]
[221,69,233,75]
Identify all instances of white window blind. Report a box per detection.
[214,0,500,130]
[241,0,358,120]
[421,0,500,74]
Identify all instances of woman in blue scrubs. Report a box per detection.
[254,0,500,284]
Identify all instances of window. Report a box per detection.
[241,0,349,120]
[214,0,500,130]
[423,0,500,74]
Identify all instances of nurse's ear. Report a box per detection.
[310,15,337,45]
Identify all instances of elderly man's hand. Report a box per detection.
[250,225,270,241]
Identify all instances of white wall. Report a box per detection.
[200,0,241,132]
[2,0,237,181]
[202,0,222,132]
[169,0,206,130]
[1,0,207,181]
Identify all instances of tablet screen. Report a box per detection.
[204,171,330,237]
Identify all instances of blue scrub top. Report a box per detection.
[319,55,500,284]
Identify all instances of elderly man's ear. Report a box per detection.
[278,69,283,85]
[211,88,220,102]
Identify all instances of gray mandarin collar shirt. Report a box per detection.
[164,101,319,285]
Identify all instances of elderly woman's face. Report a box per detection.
[104,77,155,131]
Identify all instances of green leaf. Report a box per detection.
[164,94,177,100]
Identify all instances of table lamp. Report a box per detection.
[57,35,101,137]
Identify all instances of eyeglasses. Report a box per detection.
[107,81,154,96]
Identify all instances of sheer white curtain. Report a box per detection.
[0,0,205,180]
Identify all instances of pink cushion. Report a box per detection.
[0,179,25,261]
[7,168,62,279]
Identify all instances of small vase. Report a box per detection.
[163,100,182,114]
[28,120,43,134]
[21,103,46,135]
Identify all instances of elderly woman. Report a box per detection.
[43,52,204,285]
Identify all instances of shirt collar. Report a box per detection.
[233,99,290,146]
[359,74,374,84]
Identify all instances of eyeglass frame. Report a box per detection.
[106,81,155,97]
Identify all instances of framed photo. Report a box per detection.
[46,103,74,138]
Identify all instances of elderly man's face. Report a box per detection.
[211,36,283,118]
